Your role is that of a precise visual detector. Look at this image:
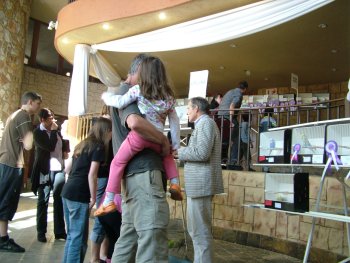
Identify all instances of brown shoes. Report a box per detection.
[169,184,183,201]
[94,202,117,217]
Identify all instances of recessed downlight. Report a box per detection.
[102,23,110,30]
[61,38,69,44]
[318,23,328,29]
[331,49,338,53]
[159,12,166,20]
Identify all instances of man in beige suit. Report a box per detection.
[176,97,224,263]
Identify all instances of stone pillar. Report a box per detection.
[0,0,32,125]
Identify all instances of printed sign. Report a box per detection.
[291,73,298,91]
[188,70,209,99]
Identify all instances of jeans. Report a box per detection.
[37,171,66,236]
[90,177,108,243]
[62,198,89,263]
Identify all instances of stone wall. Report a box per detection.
[0,0,32,125]
[168,169,349,262]
[21,66,107,117]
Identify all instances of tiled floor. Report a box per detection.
[0,192,301,263]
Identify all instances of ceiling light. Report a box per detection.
[219,66,225,70]
[331,68,337,72]
[102,23,110,30]
[159,12,166,20]
[66,72,71,77]
[245,70,251,76]
[318,23,327,29]
[61,38,69,44]
[229,43,237,48]
[264,77,269,81]
[331,49,337,53]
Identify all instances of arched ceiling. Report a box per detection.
[31,0,349,98]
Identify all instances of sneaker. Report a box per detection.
[55,233,67,240]
[37,233,47,243]
[94,202,117,217]
[0,238,25,253]
[169,184,183,201]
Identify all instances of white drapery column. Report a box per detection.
[68,44,90,116]
[347,78,350,102]
[68,45,122,116]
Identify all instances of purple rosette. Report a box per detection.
[289,99,296,112]
[325,140,342,171]
[291,143,301,162]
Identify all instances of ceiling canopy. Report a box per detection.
[31,0,350,97]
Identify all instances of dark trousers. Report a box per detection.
[0,164,23,221]
[99,211,122,259]
[37,171,66,236]
[229,118,239,164]
[239,141,251,165]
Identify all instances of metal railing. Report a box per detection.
[76,113,98,141]
[211,98,345,170]
[73,99,345,171]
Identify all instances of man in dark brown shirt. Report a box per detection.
[0,91,42,253]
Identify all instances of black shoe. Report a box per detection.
[227,164,243,171]
[0,238,25,253]
[37,234,47,243]
[55,233,67,240]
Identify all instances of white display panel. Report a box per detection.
[327,123,350,165]
[265,173,294,203]
[291,125,325,155]
[259,130,286,157]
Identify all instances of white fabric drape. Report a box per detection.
[92,0,333,52]
[69,0,334,115]
[347,78,350,101]
[90,48,121,87]
[68,46,122,116]
[68,44,90,116]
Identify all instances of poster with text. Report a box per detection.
[291,73,298,91]
[188,70,209,99]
